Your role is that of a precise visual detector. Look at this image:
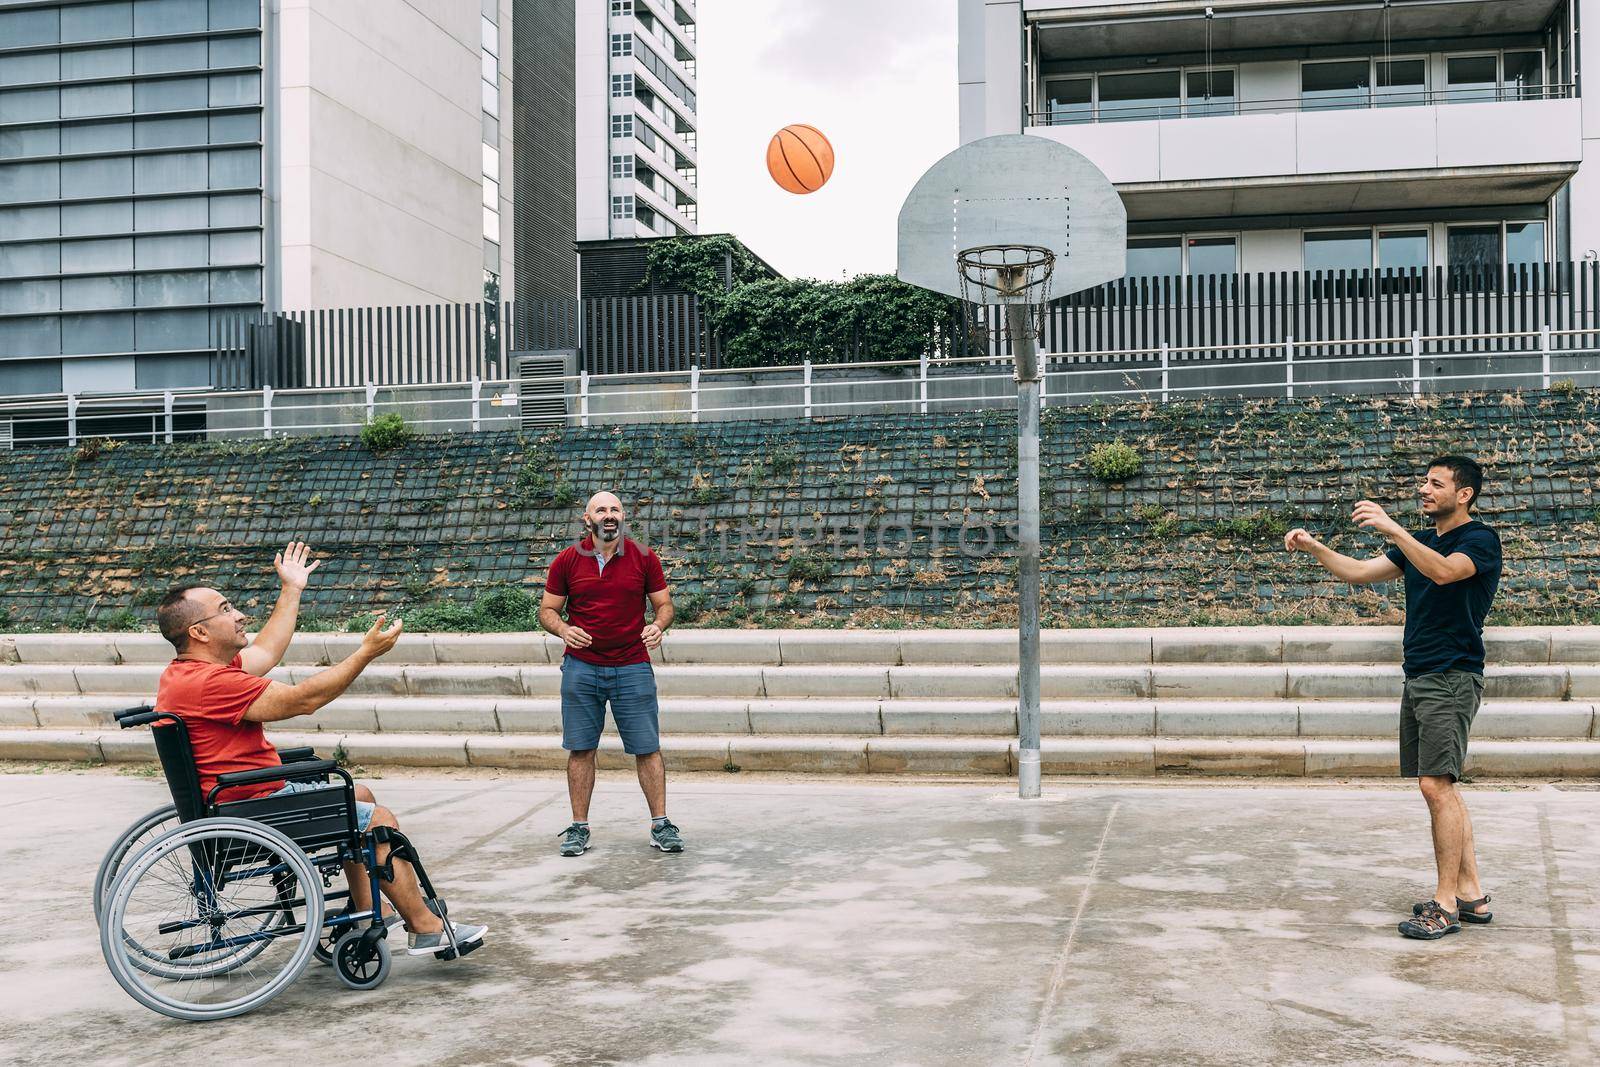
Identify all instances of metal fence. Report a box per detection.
[210,262,1600,389]
[6,328,1597,449]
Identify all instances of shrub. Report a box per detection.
[402,600,475,631]
[360,413,411,451]
[471,586,539,631]
[551,480,579,508]
[1086,440,1142,483]
[787,555,833,585]
[1550,378,1579,396]
[1211,510,1291,541]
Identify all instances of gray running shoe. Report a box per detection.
[558,823,591,857]
[407,921,488,957]
[650,819,684,853]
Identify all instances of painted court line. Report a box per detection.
[1025,800,1121,1066]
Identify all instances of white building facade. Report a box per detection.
[960,0,1592,280]
[0,0,511,399]
[575,0,698,243]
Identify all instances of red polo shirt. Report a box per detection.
[545,536,668,666]
[156,654,280,800]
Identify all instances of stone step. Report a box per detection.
[5,661,1594,702]
[10,694,1598,740]
[4,626,1598,668]
[8,727,1600,778]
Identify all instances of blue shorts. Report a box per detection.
[272,780,375,832]
[560,657,661,755]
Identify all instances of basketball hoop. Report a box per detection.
[957,244,1056,345]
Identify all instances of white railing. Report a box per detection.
[1,328,1595,448]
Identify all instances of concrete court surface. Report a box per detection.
[5,768,1600,1067]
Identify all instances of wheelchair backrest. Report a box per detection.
[150,716,207,823]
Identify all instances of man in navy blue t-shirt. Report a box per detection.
[1285,455,1501,942]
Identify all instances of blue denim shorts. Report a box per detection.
[560,657,661,755]
[272,780,374,832]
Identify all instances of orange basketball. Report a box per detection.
[767,124,834,194]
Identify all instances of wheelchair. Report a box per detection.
[97,704,479,1021]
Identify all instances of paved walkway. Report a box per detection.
[6,769,1599,1065]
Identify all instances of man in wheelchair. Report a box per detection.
[152,542,487,958]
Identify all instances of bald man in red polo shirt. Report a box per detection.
[539,491,678,857]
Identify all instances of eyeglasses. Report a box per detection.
[189,603,244,628]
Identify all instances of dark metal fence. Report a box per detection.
[213,263,1600,389]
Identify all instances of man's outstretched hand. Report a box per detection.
[274,541,321,591]
[1351,500,1404,541]
[360,612,404,659]
[1283,528,1320,554]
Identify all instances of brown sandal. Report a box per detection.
[1412,894,1492,924]
[1399,901,1460,940]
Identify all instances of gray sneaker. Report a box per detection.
[406,921,488,957]
[558,823,591,857]
[650,819,684,853]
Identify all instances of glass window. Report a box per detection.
[135,270,208,306]
[1503,52,1544,100]
[62,199,133,236]
[1125,237,1182,278]
[209,72,260,107]
[136,308,209,349]
[1378,229,1429,271]
[61,82,134,119]
[1045,78,1091,125]
[1446,55,1498,103]
[63,274,135,311]
[209,0,262,30]
[482,142,499,177]
[1506,221,1546,266]
[61,237,133,274]
[0,320,63,360]
[1185,70,1236,118]
[135,151,207,193]
[1304,230,1372,271]
[1302,60,1370,110]
[482,206,499,239]
[136,40,208,75]
[482,177,498,208]
[1187,236,1237,276]
[209,192,259,226]
[0,52,61,87]
[1447,224,1502,271]
[611,153,633,178]
[1098,70,1180,122]
[0,9,60,48]
[136,351,210,389]
[62,3,132,43]
[482,78,499,116]
[481,15,498,55]
[610,114,632,138]
[209,35,260,68]
[1,87,61,123]
[0,206,61,240]
[136,115,207,149]
[208,111,259,143]
[209,147,260,187]
[63,121,133,154]
[208,230,259,265]
[209,266,260,302]
[136,195,207,231]
[1375,59,1426,108]
[133,0,207,37]
[0,279,61,314]
[61,46,133,81]
[482,111,498,143]
[482,51,497,84]
[136,233,206,268]
[0,126,60,160]
[63,312,134,355]
[611,33,632,57]
[61,157,133,198]
[134,77,208,113]
[612,73,633,98]
[0,242,61,278]
[0,161,61,202]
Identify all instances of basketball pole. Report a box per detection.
[1006,301,1043,800]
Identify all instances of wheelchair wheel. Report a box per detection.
[332,927,391,991]
[101,817,324,1022]
[94,804,179,924]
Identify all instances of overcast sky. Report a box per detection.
[697,0,958,281]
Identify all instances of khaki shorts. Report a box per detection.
[1400,669,1485,781]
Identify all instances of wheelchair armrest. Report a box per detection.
[274,746,319,763]
[209,759,341,805]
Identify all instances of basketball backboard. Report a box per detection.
[896,134,1126,304]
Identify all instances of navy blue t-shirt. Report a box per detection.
[1385,520,1502,678]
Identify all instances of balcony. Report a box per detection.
[1027,94,1581,220]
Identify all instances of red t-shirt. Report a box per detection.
[545,536,668,666]
[156,654,279,801]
